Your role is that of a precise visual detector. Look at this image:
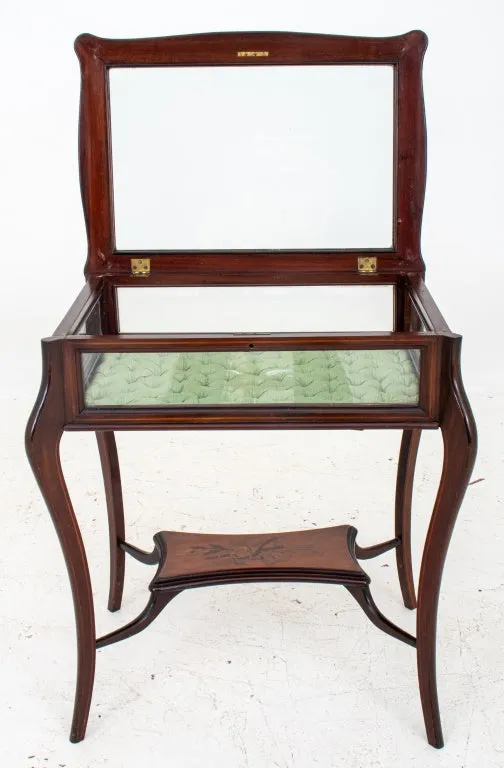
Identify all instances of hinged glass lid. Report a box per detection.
[109,64,394,251]
[75,31,427,276]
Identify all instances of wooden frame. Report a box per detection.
[26,30,477,751]
[61,330,442,430]
[75,30,427,280]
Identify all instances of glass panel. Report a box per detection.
[110,65,394,250]
[117,285,394,333]
[75,299,102,335]
[409,304,427,333]
[82,349,420,407]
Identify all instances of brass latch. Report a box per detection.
[131,258,150,276]
[237,51,269,57]
[357,257,377,274]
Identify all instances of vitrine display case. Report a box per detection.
[26,30,476,748]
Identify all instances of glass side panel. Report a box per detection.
[110,65,394,250]
[75,299,102,335]
[117,286,394,333]
[81,349,420,407]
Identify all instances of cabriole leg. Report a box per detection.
[96,431,125,612]
[26,340,96,743]
[395,429,421,609]
[416,339,477,748]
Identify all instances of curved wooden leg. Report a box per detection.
[26,340,96,743]
[416,339,477,748]
[96,431,125,612]
[395,429,421,609]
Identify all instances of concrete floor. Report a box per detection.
[1,392,502,768]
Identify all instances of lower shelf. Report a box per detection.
[152,525,369,590]
[96,525,416,651]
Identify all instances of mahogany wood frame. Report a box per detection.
[75,29,427,280]
[25,30,477,751]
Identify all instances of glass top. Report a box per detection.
[109,65,394,251]
[82,348,420,407]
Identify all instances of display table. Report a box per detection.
[26,30,476,749]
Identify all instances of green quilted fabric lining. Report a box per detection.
[83,349,419,406]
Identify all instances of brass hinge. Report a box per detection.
[357,257,377,274]
[131,258,150,276]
